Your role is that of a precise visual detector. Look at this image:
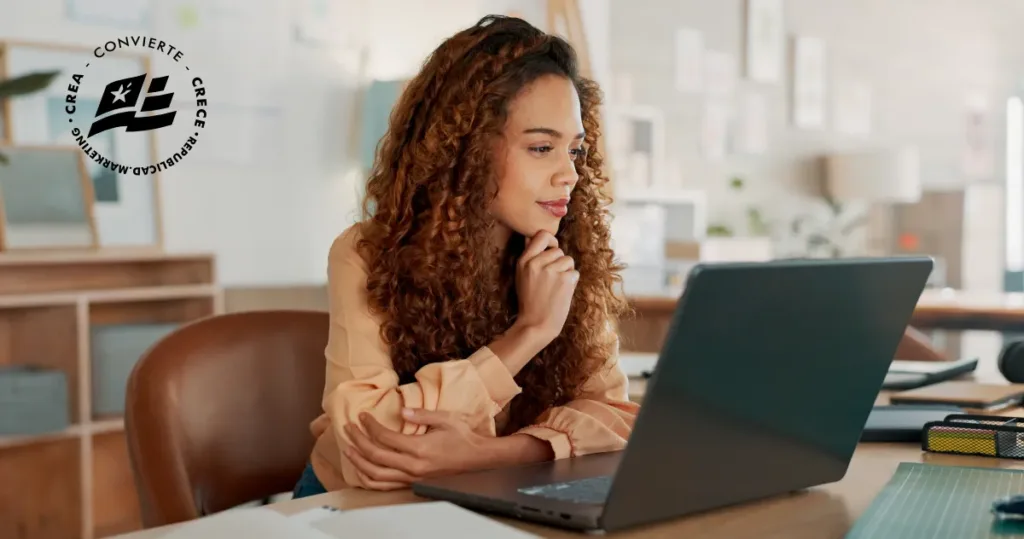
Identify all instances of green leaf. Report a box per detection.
[840,214,869,236]
[729,177,745,190]
[0,150,6,165]
[807,234,831,247]
[0,71,61,99]
[706,224,734,237]
[790,216,806,234]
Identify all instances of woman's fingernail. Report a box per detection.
[402,408,414,418]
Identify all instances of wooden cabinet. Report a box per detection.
[0,250,222,539]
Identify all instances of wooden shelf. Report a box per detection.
[0,284,220,309]
[0,251,222,539]
[0,250,215,295]
[92,430,142,538]
[0,419,124,450]
[0,424,82,450]
[0,437,82,539]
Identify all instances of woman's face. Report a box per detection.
[490,74,584,242]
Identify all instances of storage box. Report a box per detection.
[0,366,70,436]
[91,323,180,417]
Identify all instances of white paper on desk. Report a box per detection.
[309,501,540,539]
[159,507,335,539]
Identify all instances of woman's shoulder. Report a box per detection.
[328,221,369,273]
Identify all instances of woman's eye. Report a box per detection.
[529,146,586,159]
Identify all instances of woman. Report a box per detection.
[293,14,639,497]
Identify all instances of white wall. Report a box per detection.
[608,0,1024,251]
[606,0,1021,363]
[0,0,610,286]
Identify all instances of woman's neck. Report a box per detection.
[490,222,513,251]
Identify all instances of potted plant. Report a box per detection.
[702,177,774,261]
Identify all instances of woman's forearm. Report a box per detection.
[483,433,555,468]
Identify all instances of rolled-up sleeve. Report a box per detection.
[310,226,522,489]
[515,331,640,460]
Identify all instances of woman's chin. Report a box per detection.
[524,222,560,238]
[504,214,561,240]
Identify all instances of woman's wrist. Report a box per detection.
[480,434,555,468]
[488,322,550,376]
[508,322,550,354]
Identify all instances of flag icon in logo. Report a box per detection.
[87,74,177,137]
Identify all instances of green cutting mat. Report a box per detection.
[847,462,1024,538]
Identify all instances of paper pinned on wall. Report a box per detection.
[793,36,827,129]
[293,0,330,43]
[835,81,873,136]
[65,0,152,29]
[745,0,785,84]
[699,50,737,161]
[963,92,995,182]
[674,28,704,93]
[704,50,737,99]
[293,0,348,46]
[174,3,200,29]
[157,0,288,108]
[701,101,733,161]
[738,91,768,155]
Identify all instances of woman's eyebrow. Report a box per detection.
[522,127,586,140]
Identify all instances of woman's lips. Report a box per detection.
[537,200,569,218]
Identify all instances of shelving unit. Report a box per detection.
[0,250,222,539]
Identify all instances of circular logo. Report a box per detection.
[62,37,208,177]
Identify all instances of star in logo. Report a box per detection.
[110,83,132,103]
[88,74,177,137]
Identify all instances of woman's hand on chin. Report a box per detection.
[344,409,553,489]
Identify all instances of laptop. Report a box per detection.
[412,256,934,533]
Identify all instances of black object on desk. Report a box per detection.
[992,494,1024,518]
[860,404,965,442]
[881,357,978,390]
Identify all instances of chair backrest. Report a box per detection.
[124,310,328,528]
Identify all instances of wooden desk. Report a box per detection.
[112,444,1024,539]
[111,372,1022,539]
[911,289,1024,331]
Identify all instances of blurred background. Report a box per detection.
[0,0,1022,537]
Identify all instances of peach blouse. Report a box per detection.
[309,224,640,491]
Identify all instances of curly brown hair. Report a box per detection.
[356,15,628,434]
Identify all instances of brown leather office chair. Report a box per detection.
[124,310,328,528]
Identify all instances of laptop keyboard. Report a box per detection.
[517,475,613,505]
